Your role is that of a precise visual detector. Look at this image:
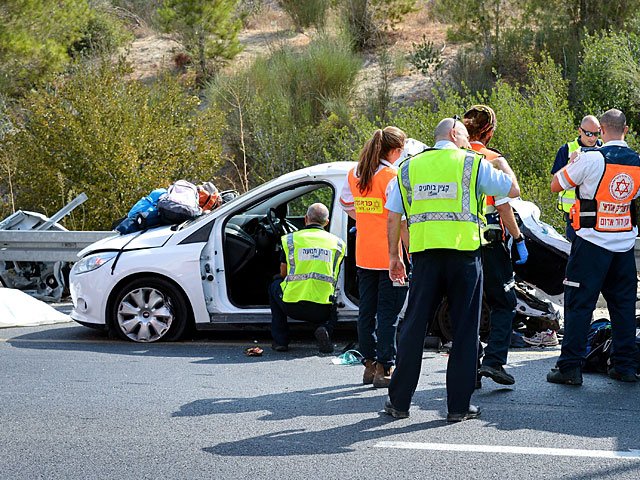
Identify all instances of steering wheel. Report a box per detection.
[265,207,286,237]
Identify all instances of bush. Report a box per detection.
[71,2,134,56]
[278,0,329,32]
[208,35,361,188]
[0,0,91,97]
[1,60,226,230]
[577,30,640,126]
[408,35,444,76]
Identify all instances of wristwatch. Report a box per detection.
[514,234,524,243]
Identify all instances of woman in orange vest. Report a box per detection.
[340,126,408,388]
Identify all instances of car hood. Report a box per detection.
[77,226,174,258]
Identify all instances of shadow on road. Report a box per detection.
[4,324,358,364]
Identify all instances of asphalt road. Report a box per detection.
[1,322,639,480]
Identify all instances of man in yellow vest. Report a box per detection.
[552,115,602,241]
[269,203,346,354]
[383,117,521,422]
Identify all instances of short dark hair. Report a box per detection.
[600,109,626,135]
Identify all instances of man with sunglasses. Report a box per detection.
[548,109,640,385]
[551,115,602,241]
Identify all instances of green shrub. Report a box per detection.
[2,60,226,230]
[0,0,91,97]
[71,2,134,55]
[577,30,640,126]
[208,35,361,188]
[408,35,444,76]
[278,0,329,31]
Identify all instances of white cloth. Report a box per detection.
[0,289,70,328]
[557,140,639,252]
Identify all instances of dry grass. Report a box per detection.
[124,0,453,103]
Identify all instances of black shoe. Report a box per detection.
[447,405,481,423]
[384,399,409,419]
[607,367,639,383]
[546,366,583,385]
[478,364,515,385]
[271,344,289,352]
[314,326,334,353]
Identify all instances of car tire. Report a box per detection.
[110,276,190,343]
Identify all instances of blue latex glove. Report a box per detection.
[515,237,528,265]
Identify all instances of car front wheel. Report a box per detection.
[111,277,189,343]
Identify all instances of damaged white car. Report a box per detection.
[70,162,361,342]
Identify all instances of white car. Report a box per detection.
[70,162,361,342]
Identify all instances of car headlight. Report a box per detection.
[72,252,118,275]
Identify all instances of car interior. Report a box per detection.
[222,181,361,308]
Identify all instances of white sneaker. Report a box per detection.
[523,329,559,347]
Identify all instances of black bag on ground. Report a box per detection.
[583,319,612,373]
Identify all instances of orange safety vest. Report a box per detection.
[347,165,397,269]
[571,145,640,232]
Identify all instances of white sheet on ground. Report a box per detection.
[0,288,70,328]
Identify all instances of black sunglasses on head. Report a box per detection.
[580,127,600,137]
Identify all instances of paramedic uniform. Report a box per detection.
[555,141,640,375]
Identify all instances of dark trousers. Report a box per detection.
[558,236,639,375]
[481,242,517,368]
[269,279,337,347]
[564,213,576,242]
[357,268,407,368]
[389,249,482,415]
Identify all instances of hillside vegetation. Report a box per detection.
[2,0,640,230]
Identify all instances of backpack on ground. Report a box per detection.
[157,180,201,224]
[583,319,612,373]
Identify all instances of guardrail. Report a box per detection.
[0,230,115,262]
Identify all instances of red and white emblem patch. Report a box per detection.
[609,173,634,200]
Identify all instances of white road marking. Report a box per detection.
[375,442,640,460]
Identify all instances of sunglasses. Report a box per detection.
[580,127,600,138]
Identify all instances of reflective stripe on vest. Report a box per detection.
[573,145,640,233]
[557,139,581,213]
[281,229,345,304]
[398,148,481,252]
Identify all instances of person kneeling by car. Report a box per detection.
[269,203,346,354]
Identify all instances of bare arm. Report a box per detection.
[495,203,521,238]
[345,209,356,220]
[387,212,406,283]
[400,218,410,253]
[279,263,287,278]
[550,173,563,193]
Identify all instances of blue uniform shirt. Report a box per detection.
[385,140,514,213]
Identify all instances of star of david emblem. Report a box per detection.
[609,173,634,201]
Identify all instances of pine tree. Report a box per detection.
[158,0,243,82]
[0,0,90,96]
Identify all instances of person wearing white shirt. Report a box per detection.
[548,109,640,385]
